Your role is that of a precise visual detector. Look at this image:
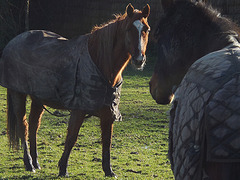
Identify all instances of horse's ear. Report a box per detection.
[161,0,174,12]
[126,3,134,17]
[142,4,150,18]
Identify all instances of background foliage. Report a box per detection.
[1,0,240,55]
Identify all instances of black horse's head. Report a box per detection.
[149,0,240,104]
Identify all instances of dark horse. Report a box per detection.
[0,4,150,177]
[150,0,240,179]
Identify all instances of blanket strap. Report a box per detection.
[42,105,93,118]
[42,105,71,117]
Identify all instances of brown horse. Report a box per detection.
[150,0,240,180]
[0,4,150,177]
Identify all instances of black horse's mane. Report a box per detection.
[155,1,240,41]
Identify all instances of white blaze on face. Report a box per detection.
[133,20,144,61]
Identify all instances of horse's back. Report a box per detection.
[2,30,68,67]
[0,30,75,102]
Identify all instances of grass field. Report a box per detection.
[0,56,174,179]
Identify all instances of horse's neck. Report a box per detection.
[203,29,240,56]
[175,32,235,87]
[207,36,232,53]
[88,25,131,87]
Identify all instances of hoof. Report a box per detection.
[32,160,41,169]
[58,171,69,177]
[33,161,41,170]
[25,166,35,173]
[58,164,68,177]
[105,172,117,178]
[25,162,35,172]
[24,154,35,172]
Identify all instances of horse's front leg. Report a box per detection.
[58,110,85,177]
[99,107,116,177]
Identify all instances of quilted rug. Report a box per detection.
[169,40,240,179]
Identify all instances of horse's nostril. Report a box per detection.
[134,59,143,65]
[133,53,145,62]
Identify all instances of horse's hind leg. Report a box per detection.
[7,89,35,172]
[58,110,86,177]
[28,99,44,169]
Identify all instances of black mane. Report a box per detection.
[155,1,240,40]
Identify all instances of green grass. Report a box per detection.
[0,57,174,179]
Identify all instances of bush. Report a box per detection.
[0,0,26,55]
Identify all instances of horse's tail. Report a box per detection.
[7,90,20,149]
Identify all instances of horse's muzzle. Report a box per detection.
[149,76,173,105]
[149,85,172,105]
[132,54,146,70]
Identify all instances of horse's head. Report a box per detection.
[124,3,150,70]
[150,0,214,104]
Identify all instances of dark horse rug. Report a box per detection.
[0,30,122,119]
[169,40,240,179]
